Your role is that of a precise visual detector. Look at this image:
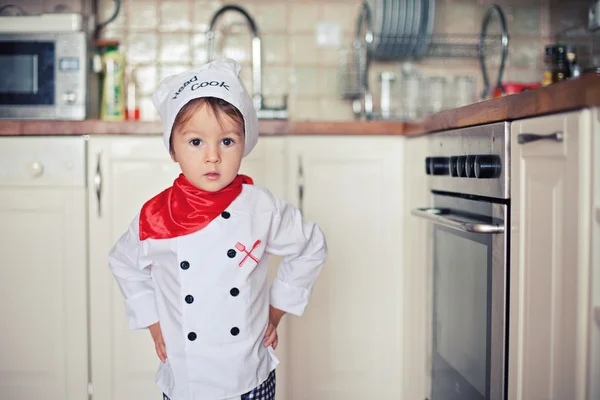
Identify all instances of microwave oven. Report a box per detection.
[0,31,87,120]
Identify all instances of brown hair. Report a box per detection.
[169,97,244,152]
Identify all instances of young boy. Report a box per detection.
[108,59,327,400]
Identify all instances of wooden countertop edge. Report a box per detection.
[411,73,600,135]
[0,119,406,136]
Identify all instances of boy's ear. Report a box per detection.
[170,150,177,163]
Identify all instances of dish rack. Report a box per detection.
[338,33,503,100]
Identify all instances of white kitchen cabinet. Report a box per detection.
[87,135,288,400]
[509,110,594,400]
[283,136,405,400]
[0,137,88,400]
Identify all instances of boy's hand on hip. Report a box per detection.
[149,321,167,363]
[264,306,286,349]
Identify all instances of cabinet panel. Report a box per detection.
[509,111,590,400]
[285,137,404,400]
[0,187,88,400]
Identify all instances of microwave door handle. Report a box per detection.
[411,207,504,234]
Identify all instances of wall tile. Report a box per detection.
[160,33,191,63]
[160,0,192,32]
[133,65,158,95]
[0,0,44,15]
[220,34,253,63]
[319,97,355,120]
[262,66,290,97]
[290,35,319,65]
[318,67,341,97]
[288,3,320,34]
[253,2,288,33]
[139,96,159,121]
[442,1,484,35]
[511,6,540,35]
[129,0,159,30]
[289,98,321,121]
[44,0,82,13]
[290,67,320,97]
[263,34,288,64]
[98,0,126,28]
[159,64,189,82]
[321,1,361,34]
[127,32,159,64]
[193,0,223,32]
[192,33,209,64]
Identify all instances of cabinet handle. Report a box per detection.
[517,131,563,145]
[94,152,103,217]
[298,156,304,214]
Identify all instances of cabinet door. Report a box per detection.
[87,135,287,400]
[285,136,405,400]
[509,111,591,400]
[400,135,432,400]
[0,137,88,400]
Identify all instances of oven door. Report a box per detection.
[412,193,507,400]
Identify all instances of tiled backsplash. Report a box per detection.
[549,0,600,69]
[2,0,551,121]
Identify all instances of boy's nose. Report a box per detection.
[205,146,221,163]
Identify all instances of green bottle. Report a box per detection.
[100,44,125,121]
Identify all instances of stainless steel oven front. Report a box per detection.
[412,122,510,400]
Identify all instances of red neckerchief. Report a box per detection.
[139,173,253,240]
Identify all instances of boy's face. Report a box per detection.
[170,104,245,192]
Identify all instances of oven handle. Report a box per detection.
[411,207,505,234]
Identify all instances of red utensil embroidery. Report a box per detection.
[235,240,262,267]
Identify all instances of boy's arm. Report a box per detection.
[266,197,328,316]
[108,214,159,330]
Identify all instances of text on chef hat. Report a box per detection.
[172,75,231,100]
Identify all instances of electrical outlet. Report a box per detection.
[589,0,600,30]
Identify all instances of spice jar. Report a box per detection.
[544,44,570,85]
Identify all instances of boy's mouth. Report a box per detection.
[204,172,221,181]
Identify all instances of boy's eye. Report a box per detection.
[189,138,202,146]
[222,138,235,146]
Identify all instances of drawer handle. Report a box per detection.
[27,161,44,178]
[518,131,563,145]
[94,152,103,217]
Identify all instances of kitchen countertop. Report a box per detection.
[1,73,598,137]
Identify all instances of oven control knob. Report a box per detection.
[456,156,467,177]
[475,155,502,179]
[449,156,459,177]
[465,155,477,178]
[425,157,432,175]
[429,157,449,176]
[63,91,77,105]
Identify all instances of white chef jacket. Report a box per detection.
[108,184,327,400]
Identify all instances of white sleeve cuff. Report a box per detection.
[125,291,159,329]
[270,278,310,316]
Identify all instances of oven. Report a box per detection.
[412,122,510,400]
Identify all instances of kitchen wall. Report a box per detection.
[94,0,551,121]
[1,0,552,121]
[548,0,599,69]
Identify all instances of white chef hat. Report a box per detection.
[151,58,258,157]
